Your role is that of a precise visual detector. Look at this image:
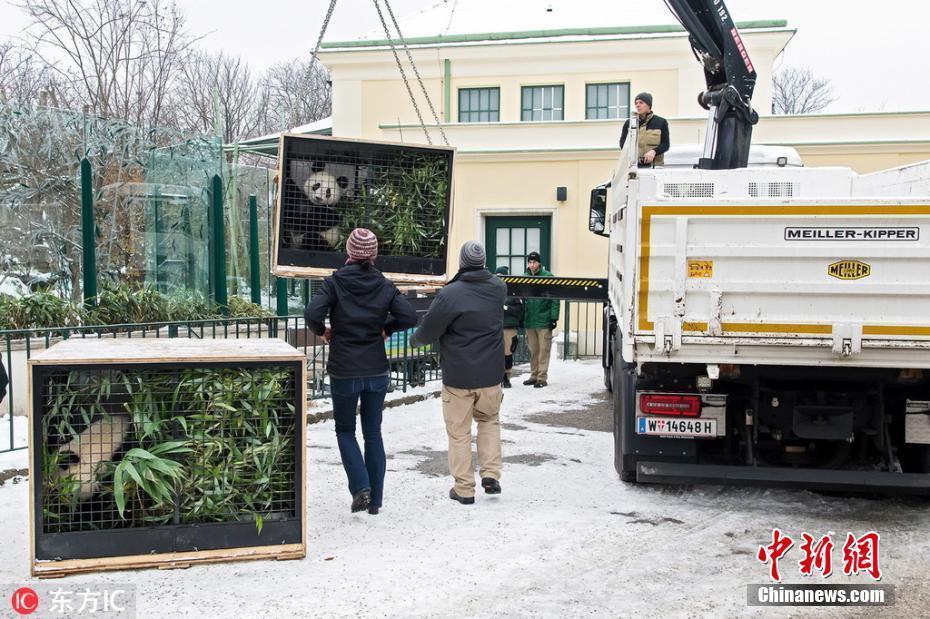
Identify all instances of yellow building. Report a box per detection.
[318,4,930,280]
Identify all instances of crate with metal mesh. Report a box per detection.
[273,134,455,284]
[28,339,307,577]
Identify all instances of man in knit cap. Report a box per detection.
[619,92,670,168]
[411,241,507,504]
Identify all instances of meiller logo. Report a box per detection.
[828,260,871,280]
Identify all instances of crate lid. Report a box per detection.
[29,338,306,365]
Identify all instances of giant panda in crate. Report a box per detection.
[281,160,353,252]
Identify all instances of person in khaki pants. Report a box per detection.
[411,241,507,504]
[495,266,522,388]
[523,251,560,388]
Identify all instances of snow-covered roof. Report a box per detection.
[227,117,333,156]
[322,0,786,48]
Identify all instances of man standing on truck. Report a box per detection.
[495,266,523,389]
[523,251,559,388]
[619,92,670,168]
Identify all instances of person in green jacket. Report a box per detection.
[495,266,523,389]
[522,251,560,388]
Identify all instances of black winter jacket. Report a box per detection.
[410,268,506,389]
[503,296,523,329]
[0,358,7,402]
[305,264,418,378]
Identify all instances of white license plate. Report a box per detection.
[636,417,716,438]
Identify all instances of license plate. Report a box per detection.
[636,417,716,438]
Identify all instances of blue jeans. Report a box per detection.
[330,375,390,508]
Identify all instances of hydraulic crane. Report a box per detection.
[664,0,759,169]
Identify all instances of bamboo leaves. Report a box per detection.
[41,365,295,534]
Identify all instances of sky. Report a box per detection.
[1,0,929,113]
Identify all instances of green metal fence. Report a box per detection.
[0,315,440,454]
[1,301,604,454]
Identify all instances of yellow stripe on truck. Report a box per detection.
[637,204,930,338]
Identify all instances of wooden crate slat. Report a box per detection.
[29,338,306,365]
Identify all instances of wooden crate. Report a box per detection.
[28,339,307,578]
[272,133,455,285]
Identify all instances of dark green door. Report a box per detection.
[486,215,552,275]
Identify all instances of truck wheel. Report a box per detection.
[613,362,637,483]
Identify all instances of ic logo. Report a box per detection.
[11,587,39,615]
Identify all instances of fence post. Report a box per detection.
[248,194,261,306]
[211,174,228,314]
[562,301,571,361]
[276,278,288,317]
[80,158,97,308]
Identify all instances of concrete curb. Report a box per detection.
[306,390,442,425]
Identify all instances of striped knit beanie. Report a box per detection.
[345,228,378,264]
[459,240,486,269]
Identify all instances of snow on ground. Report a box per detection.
[2,359,929,617]
[0,415,27,453]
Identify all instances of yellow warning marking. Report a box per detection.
[501,276,603,287]
[687,260,714,279]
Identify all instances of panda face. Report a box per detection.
[303,171,349,206]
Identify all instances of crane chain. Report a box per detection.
[372,0,433,145]
[311,0,339,64]
[382,0,450,146]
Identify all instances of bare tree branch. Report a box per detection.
[18,0,197,127]
[772,66,837,115]
[258,57,332,135]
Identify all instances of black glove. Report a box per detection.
[509,335,518,354]
[548,321,557,331]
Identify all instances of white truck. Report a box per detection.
[589,0,930,493]
[591,144,930,492]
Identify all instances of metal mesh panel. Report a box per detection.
[749,181,795,198]
[37,364,298,535]
[276,135,453,275]
[767,181,795,197]
[662,183,715,199]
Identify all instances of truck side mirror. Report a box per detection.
[589,184,610,237]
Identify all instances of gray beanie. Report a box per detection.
[459,240,486,269]
[635,92,653,108]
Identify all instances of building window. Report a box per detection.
[586,83,630,120]
[521,85,564,121]
[458,87,500,122]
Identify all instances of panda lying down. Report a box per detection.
[282,163,350,252]
[54,414,132,502]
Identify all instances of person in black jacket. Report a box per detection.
[619,92,670,168]
[495,266,522,388]
[0,356,7,404]
[305,228,418,515]
[412,241,507,504]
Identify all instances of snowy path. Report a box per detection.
[1,358,929,618]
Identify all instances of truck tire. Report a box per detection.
[602,304,614,393]
[612,356,637,483]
